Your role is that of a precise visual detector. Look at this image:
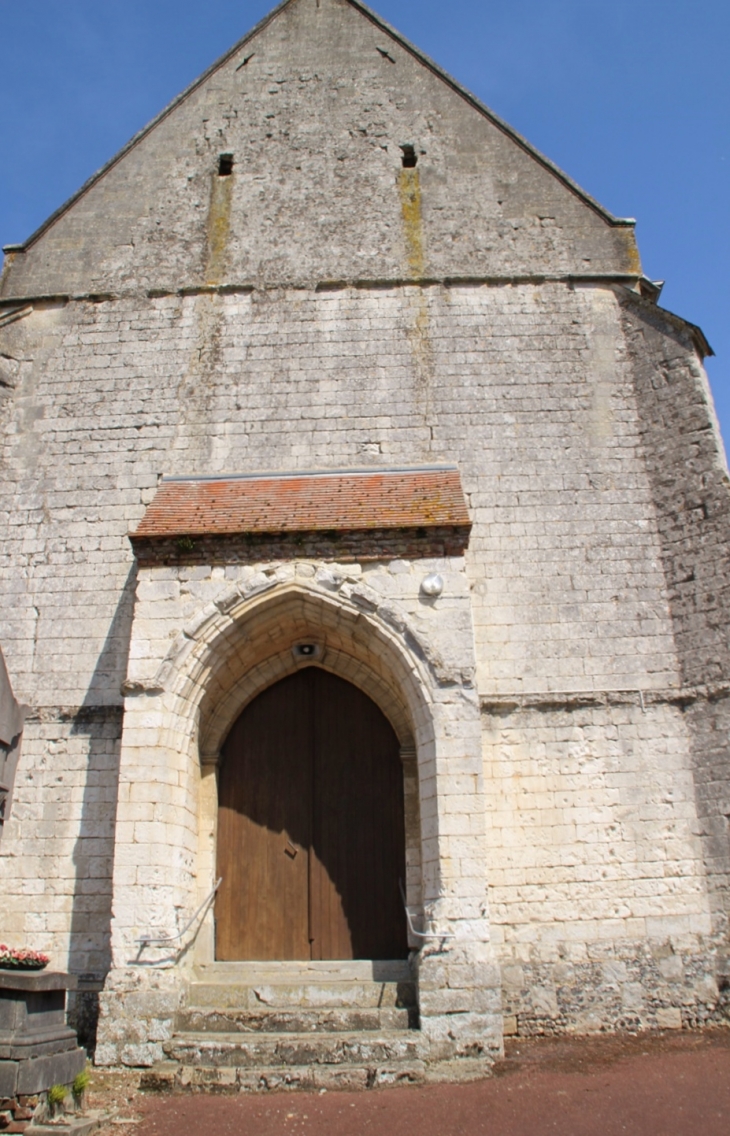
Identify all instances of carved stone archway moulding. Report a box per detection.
[133,567,467,752]
[128,566,445,945]
[149,571,433,961]
[189,578,425,761]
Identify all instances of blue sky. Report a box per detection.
[2,0,728,444]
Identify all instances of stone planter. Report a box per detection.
[0,970,86,1098]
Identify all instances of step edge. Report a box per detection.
[166,1028,421,1043]
[141,1058,429,1091]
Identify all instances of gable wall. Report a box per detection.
[1,0,636,300]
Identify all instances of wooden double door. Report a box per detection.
[215,667,408,960]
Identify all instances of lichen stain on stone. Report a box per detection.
[0,251,19,296]
[402,285,436,436]
[618,226,642,276]
[398,168,436,436]
[591,379,614,439]
[205,173,234,285]
[398,168,426,278]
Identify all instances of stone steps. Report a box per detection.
[163,1028,422,1068]
[142,1058,429,1094]
[141,1056,493,1095]
[186,960,415,1013]
[149,960,429,1094]
[190,960,412,983]
[176,1005,416,1033]
[186,980,416,1011]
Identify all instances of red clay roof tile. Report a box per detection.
[132,466,470,539]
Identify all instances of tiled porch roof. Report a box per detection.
[131,466,471,539]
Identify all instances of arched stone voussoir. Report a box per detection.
[157,577,442,761]
[148,584,273,692]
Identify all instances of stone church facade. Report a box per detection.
[1,0,729,1084]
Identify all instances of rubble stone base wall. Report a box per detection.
[483,697,727,1034]
[502,944,723,1037]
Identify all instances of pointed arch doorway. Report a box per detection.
[215,667,409,961]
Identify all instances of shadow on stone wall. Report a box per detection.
[81,564,138,709]
[68,565,137,1053]
[623,295,730,985]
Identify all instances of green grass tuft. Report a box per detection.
[72,1066,91,1099]
[47,1084,67,1107]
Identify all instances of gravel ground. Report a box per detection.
[88,1028,730,1136]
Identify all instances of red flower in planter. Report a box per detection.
[0,944,50,970]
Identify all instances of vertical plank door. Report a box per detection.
[215,667,408,960]
[310,668,408,959]
[215,671,313,960]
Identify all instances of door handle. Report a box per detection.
[284,840,299,859]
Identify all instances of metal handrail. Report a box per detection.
[399,880,456,940]
[136,878,223,946]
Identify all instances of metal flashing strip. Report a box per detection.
[160,464,459,484]
[0,305,33,329]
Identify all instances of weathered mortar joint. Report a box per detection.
[480,684,730,715]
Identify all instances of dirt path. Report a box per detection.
[92,1028,730,1136]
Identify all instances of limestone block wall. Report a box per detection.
[0,275,726,1040]
[0,709,121,963]
[0,707,121,1048]
[623,297,730,953]
[0,283,682,707]
[0,272,726,1031]
[482,698,719,1033]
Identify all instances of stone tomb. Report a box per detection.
[0,971,86,1098]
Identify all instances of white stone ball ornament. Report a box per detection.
[420,573,444,598]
